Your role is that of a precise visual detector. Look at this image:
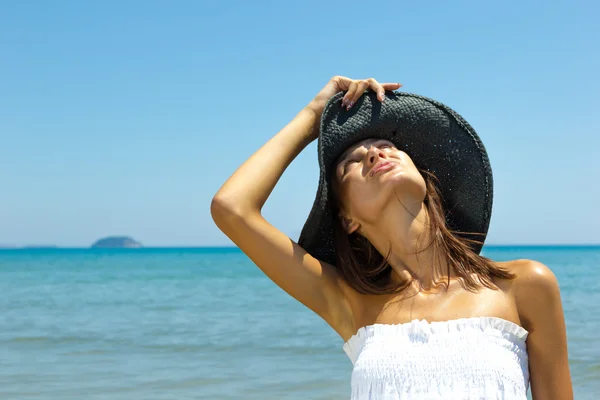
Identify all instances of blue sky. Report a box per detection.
[1,0,598,247]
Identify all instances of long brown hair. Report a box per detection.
[331,169,515,295]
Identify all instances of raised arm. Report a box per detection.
[210,76,401,338]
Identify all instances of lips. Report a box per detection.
[370,161,395,176]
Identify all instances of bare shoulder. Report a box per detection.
[497,259,562,330]
[501,258,559,294]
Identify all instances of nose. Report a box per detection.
[365,146,385,167]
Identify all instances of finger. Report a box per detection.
[349,80,370,106]
[372,81,403,102]
[382,82,402,91]
[343,80,369,110]
[365,78,387,102]
[342,81,359,108]
[340,79,402,108]
[333,75,353,91]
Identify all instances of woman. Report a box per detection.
[211,76,573,399]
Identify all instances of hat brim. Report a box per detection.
[298,91,493,266]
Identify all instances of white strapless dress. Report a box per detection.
[343,317,529,399]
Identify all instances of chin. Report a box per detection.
[384,169,412,186]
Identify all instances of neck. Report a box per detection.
[362,201,454,291]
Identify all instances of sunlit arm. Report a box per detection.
[514,260,573,399]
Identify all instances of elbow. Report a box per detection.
[210,194,252,230]
[210,195,235,226]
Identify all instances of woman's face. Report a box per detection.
[334,138,426,233]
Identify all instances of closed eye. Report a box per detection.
[376,141,394,149]
[343,159,359,175]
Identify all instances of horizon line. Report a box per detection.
[1,244,599,250]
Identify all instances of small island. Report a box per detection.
[91,236,143,248]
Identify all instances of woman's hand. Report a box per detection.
[306,76,401,121]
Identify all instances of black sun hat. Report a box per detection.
[298,91,493,266]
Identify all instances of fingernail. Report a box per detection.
[347,102,354,110]
[379,92,385,102]
[341,99,346,107]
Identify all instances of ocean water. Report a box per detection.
[0,246,598,399]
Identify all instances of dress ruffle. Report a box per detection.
[342,317,530,399]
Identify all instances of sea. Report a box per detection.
[0,246,598,399]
